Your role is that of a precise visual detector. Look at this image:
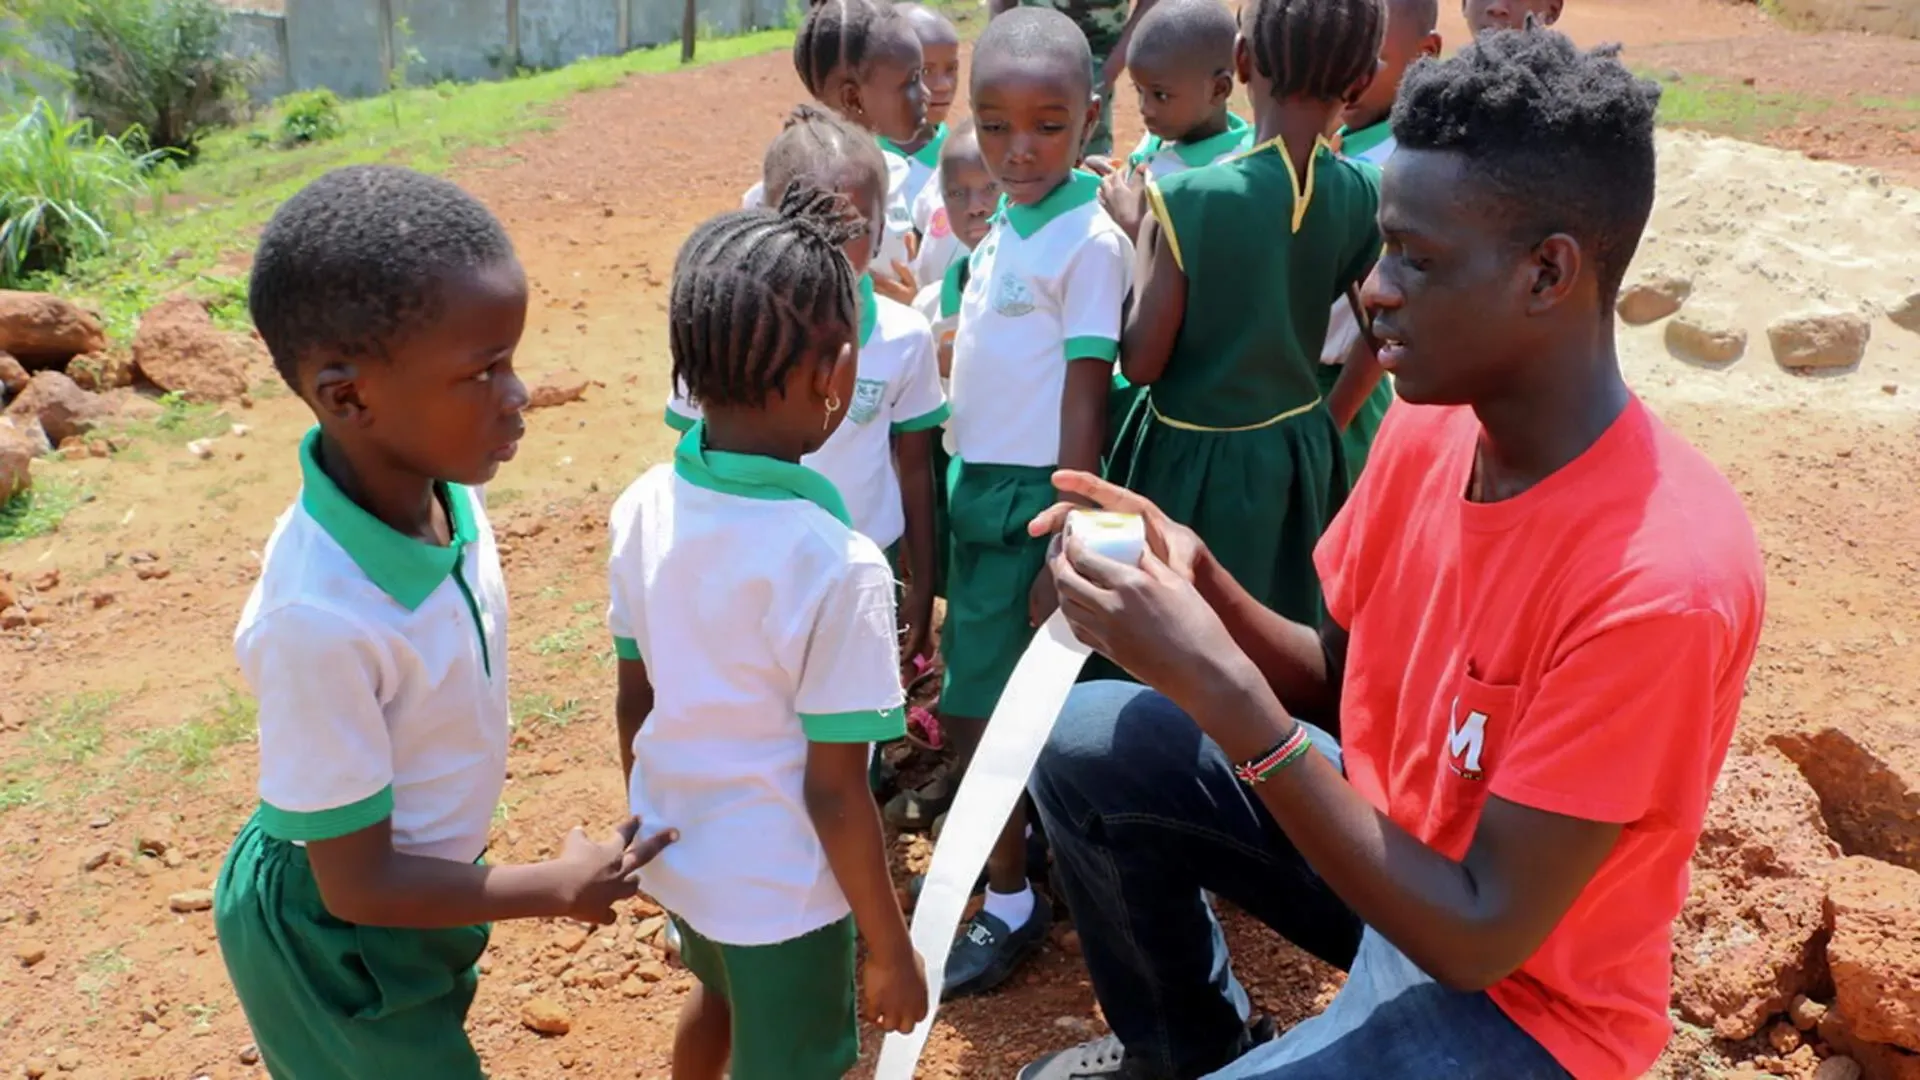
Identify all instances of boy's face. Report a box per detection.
[920,40,961,126]
[971,60,1098,205]
[322,260,530,486]
[939,147,1000,250]
[854,28,930,143]
[1463,0,1562,34]
[1127,50,1231,145]
[1346,17,1441,127]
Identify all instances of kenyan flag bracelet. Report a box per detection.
[1234,723,1314,785]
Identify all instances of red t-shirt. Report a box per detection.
[1314,397,1764,1080]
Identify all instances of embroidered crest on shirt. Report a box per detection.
[848,378,888,425]
[1447,697,1489,781]
[992,272,1036,317]
[929,207,952,239]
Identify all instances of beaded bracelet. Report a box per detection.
[1233,723,1313,786]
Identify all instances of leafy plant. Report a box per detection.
[0,97,171,284]
[277,88,343,146]
[386,17,425,127]
[29,0,258,156]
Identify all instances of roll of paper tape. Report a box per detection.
[1065,509,1146,565]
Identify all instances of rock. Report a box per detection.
[137,817,175,858]
[1892,293,1920,334]
[81,847,112,872]
[54,1048,80,1071]
[1769,715,1920,872]
[556,927,589,954]
[0,418,33,502]
[519,997,571,1036]
[1769,310,1871,371]
[1769,1020,1804,1054]
[635,959,670,983]
[1618,274,1693,325]
[1792,994,1829,1030]
[5,371,110,446]
[167,889,214,913]
[1827,856,1920,1052]
[239,1044,260,1066]
[1820,1010,1920,1080]
[619,975,651,999]
[24,1056,50,1078]
[134,562,171,582]
[131,297,257,403]
[528,373,590,410]
[30,569,56,591]
[0,350,28,395]
[0,576,13,612]
[1,414,49,457]
[1666,310,1749,366]
[17,941,48,967]
[162,849,184,870]
[1,607,27,630]
[185,439,214,460]
[0,291,108,366]
[66,352,135,393]
[139,1021,163,1040]
[1816,1056,1865,1080]
[1672,751,1839,1039]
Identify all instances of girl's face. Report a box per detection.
[920,40,961,127]
[849,27,929,143]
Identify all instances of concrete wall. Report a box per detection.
[1775,0,1920,38]
[225,10,294,101]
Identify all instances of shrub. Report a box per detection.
[30,0,257,156]
[277,88,343,146]
[0,97,172,285]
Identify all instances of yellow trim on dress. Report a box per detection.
[1144,180,1182,272]
[1148,394,1322,433]
[1235,133,1332,234]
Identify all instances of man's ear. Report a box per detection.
[1525,233,1584,316]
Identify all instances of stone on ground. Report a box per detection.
[0,350,28,397]
[1826,856,1920,1053]
[4,371,110,446]
[1820,1008,1920,1080]
[66,352,136,393]
[132,297,259,403]
[1618,273,1693,325]
[528,372,590,410]
[1666,309,1749,366]
[0,291,108,367]
[1768,310,1871,370]
[520,997,571,1035]
[1769,713,1920,872]
[1891,292,1920,334]
[0,419,34,502]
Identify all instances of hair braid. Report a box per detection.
[792,0,901,98]
[669,185,864,411]
[1242,0,1384,101]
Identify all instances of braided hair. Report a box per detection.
[669,185,867,411]
[793,0,908,98]
[1241,0,1385,101]
[762,104,889,216]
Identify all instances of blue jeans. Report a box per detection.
[1028,682,1572,1080]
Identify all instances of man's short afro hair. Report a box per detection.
[249,165,517,388]
[972,7,1093,100]
[1392,29,1662,302]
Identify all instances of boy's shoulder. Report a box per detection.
[240,499,394,654]
[872,293,935,348]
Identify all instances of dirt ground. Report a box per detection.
[4,1,1920,1077]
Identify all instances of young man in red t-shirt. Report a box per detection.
[1015,28,1765,1080]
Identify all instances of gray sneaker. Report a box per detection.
[1014,1035,1169,1080]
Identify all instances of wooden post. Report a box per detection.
[681,0,696,62]
[507,0,521,69]
[617,0,630,52]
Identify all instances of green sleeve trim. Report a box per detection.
[801,706,907,743]
[1065,336,1119,364]
[891,403,951,433]
[257,786,394,842]
[663,406,696,433]
[613,635,642,661]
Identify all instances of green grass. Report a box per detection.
[111,390,231,445]
[129,682,256,774]
[1647,70,1920,141]
[75,946,132,1008]
[0,477,86,543]
[533,620,590,657]
[36,28,801,338]
[0,777,42,814]
[30,691,120,766]
[512,691,583,731]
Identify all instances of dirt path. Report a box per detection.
[2,3,1918,1077]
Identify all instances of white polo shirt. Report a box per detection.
[742,146,916,281]
[910,179,969,299]
[665,276,949,550]
[1337,119,1396,169]
[1125,111,1252,179]
[237,428,509,864]
[882,123,946,217]
[949,172,1133,468]
[608,428,907,946]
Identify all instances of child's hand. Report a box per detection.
[1099,165,1150,243]
[862,945,930,1034]
[556,817,677,925]
[873,264,920,306]
[1028,566,1061,628]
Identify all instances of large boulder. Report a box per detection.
[1827,857,1920,1053]
[4,371,110,446]
[132,297,258,403]
[1820,1008,1920,1080]
[67,351,136,393]
[1770,713,1920,873]
[0,351,27,398]
[1672,751,1840,1039]
[1769,310,1871,371]
[0,419,33,502]
[0,291,108,368]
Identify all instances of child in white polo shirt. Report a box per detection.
[213,166,673,1080]
[613,189,928,1079]
[671,104,949,675]
[932,8,1134,1001]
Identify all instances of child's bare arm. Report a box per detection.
[804,742,915,964]
[1120,215,1186,387]
[1059,359,1112,493]
[893,430,939,673]
[1326,347,1385,432]
[615,657,654,789]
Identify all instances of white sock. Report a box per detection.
[982,883,1035,930]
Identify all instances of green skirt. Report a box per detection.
[214,814,491,1080]
[939,459,1057,719]
[1313,364,1395,486]
[1109,391,1348,628]
[674,915,859,1080]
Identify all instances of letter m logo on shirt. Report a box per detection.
[1447,698,1488,781]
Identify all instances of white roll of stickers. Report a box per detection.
[876,511,1144,1080]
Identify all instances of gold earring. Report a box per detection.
[823,393,842,431]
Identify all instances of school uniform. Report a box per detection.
[607,425,907,1079]
[882,123,947,216]
[942,172,1132,719]
[664,276,949,557]
[1317,118,1398,483]
[1109,135,1380,626]
[214,428,509,1080]
[742,143,917,281]
[1123,111,1253,179]
[912,255,975,598]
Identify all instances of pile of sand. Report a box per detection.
[1618,130,1920,410]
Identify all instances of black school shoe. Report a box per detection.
[942,901,1053,1000]
[1015,1016,1277,1080]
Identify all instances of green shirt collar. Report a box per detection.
[998,170,1101,240]
[1338,120,1394,160]
[939,258,970,319]
[298,427,477,611]
[1171,112,1251,169]
[672,422,851,526]
[880,123,948,169]
[859,273,877,347]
